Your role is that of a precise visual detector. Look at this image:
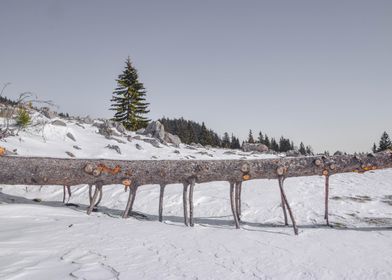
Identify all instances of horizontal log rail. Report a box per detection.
[1,151,391,234]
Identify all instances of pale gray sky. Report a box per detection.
[1,0,391,153]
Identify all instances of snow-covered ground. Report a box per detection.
[1,116,392,279]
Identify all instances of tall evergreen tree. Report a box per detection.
[372,143,377,153]
[378,131,392,151]
[299,142,306,155]
[264,135,270,148]
[258,131,264,144]
[199,122,212,145]
[270,138,279,151]
[111,57,150,131]
[222,132,231,148]
[230,134,241,149]
[248,130,255,143]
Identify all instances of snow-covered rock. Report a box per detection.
[242,143,269,153]
[142,121,165,142]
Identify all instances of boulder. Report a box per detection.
[96,120,121,138]
[65,151,75,158]
[142,138,161,148]
[66,132,76,142]
[142,121,165,142]
[242,143,269,153]
[164,132,181,147]
[105,144,121,154]
[51,120,67,127]
[135,143,143,150]
[41,107,57,119]
[81,115,93,124]
[285,150,301,157]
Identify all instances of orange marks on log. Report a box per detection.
[122,178,132,186]
[352,165,378,174]
[96,164,122,175]
[122,179,132,191]
[322,169,329,176]
[242,174,251,181]
[362,165,377,171]
[0,147,5,156]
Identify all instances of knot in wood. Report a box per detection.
[322,169,329,176]
[241,163,250,173]
[84,163,94,174]
[314,159,322,167]
[329,163,336,170]
[276,166,286,176]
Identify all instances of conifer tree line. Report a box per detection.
[159,117,241,148]
[372,131,392,152]
[246,129,313,155]
[159,118,313,153]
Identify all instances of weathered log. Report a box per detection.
[1,152,392,231]
[0,152,391,186]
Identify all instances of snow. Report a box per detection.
[1,116,392,279]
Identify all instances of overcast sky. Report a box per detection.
[1,0,391,153]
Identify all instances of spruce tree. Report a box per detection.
[372,143,377,153]
[248,130,255,143]
[299,142,306,155]
[264,135,270,148]
[199,122,211,146]
[270,138,279,151]
[222,132,231,148]
[258,131,264,144]
[111,57,150,131]
[378,131,392,151]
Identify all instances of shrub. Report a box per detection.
[16,108,31,128]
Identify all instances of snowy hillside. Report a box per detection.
[1,115,392,279]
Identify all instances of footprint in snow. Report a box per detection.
[61,248,119,280]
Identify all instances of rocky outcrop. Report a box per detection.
[142,121,182,146]
[164,132,181,147]
[94,120,125,138]
[142,121,165,141]
[41,107,57,119]
[105,144,121,154]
